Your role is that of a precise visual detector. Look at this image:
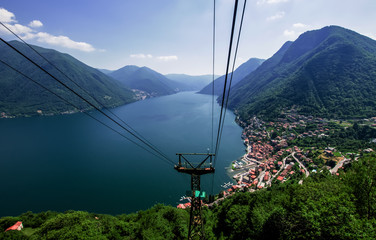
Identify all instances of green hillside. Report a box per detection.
[1,153,375,239]
[109,65,179,97]
[0,41,136,117]
[228,26,376,120]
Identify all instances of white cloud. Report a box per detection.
[257,0,289,5]
[283,29,295,36]
[0,7,99,52]
[129,54,178,62]
[293,23,308,28]
[29,20,43,28]
[283,23,311,39]
[267,11,285,21]
[1,23,33,35]
[0,8,16,23]
[34,32,95,52]
[157,55,178,61]
[130,53,153,59]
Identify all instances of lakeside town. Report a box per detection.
[178,109,376,209]
[229,110,376,190]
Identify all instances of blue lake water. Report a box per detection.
[0,91,245,217]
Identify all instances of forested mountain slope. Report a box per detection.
[109,65,180,97]
[0,40,136,117]
[228,26,376,120]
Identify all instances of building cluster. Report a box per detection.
[229,112,341,194]
[1,112,14,119]
[180,111,376,208]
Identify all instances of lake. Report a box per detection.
[0,91,245,217]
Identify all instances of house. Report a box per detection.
[263,175,270,181]
[325,150,333,157]
[5,221,23,232]
[177,204,186,209]
[277,176,284,181]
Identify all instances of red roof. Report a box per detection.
[5,221,22,232]
[177,204,186,209]
[277,176,284,181]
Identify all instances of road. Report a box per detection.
[330,155,351,174]
[292,152,309,177]
[267,153,291,186]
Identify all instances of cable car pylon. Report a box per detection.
[175,153,215,239]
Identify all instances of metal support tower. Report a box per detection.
[175,153,215,240]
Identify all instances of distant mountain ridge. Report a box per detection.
[97,69,114,75]
[228,26,376,120]
[199,58,264,95]
[165,74,216,91]
[0,40,136,117]
[109,65,179,97]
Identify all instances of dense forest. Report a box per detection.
[228,26,376,121]
[1,153,375,239]
[0,40,136,117]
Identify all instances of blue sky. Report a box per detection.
[1,0,376,75]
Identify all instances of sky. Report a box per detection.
[1,0,376,75]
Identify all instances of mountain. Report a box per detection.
[228,26,376,120]
[97,68,114,75]
[109,65,181,97]
[0,40,136,117]
[199,58,264,95]
[165,74,216,91]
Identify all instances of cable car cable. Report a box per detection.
[0,22,165,165]
[210,0,217,197]
[211,0,216,154]
[215,0,247,167]
[0,59,175,167]
[0,38,174,164]
[213,0,239,165]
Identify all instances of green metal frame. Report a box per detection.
[174,153,215,240]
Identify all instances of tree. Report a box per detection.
[345,153,376,219]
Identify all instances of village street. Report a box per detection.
[292,152,309,177]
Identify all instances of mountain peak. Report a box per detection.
[109,65,177,97]
[228,26,376,120]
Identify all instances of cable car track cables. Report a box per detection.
[0,58,175,167]
[0,38,174,166]
[0,21,164,165]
